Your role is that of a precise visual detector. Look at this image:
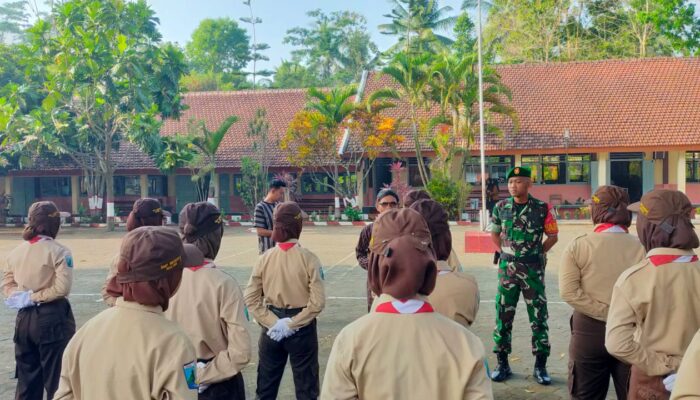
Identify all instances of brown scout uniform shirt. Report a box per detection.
[671,329,700,400]
[606,248,700,376]
[427,260,479,327]
[53,298,197,400]
[321,294,493,400]
[2,236,73,303]
[559,229,646,321]
[165,263,252,385]
[244,239,325,330]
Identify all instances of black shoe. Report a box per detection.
[491,352,512,382]
[533,355,551,386]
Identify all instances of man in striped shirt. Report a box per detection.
[254,179,287,254]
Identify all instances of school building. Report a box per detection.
[1,57,699,218]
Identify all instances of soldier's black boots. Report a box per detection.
[491,352,512,382]
[533,355,552,385]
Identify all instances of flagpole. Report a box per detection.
[477,0,487,231]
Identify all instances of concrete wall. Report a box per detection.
[529,184,592,204]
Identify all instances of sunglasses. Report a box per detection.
[378,201,398,207]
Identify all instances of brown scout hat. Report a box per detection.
[628,190,694,228]
[369,208,432,256]
[591,185,632,226]
[116,226,184,284]
[23,201,61,240]
[271,201,304,243]
[132,198,163,218]
[368,208,436,298]
[409,199,452,261]
[403,189,431,208]
[179,202,223,238]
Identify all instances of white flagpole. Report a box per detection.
[477,0,488,231]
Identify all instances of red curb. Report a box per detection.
[456,221,472,226]
[326,221,340,226]
[303,221,315,226]
[351,221,366,226]
[227,222,242,227]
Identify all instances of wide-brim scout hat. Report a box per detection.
[369,208,432,255]
[628,189,694,226]
[116,226,184,283]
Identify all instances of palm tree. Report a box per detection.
[190,115,239,205]
[381,51,434,186]
[379,0,458,53]
[429,51,518,179]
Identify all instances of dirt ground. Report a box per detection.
[0,224,620,400]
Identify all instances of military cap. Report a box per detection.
[506,166,531,180]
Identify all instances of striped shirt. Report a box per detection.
[254,201,276,254]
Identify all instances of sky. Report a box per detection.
[145,0,470,72]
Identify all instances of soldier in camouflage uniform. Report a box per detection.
[488,166,559,385]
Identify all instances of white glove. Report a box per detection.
[196,362,209,394]
[663,373,677,393]
[5,290,34,310]
[267,318,297,342]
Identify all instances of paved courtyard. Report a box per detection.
[0,224,620,399]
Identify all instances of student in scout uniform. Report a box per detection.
[489,166,559,385]
[2,201,75,400]
[606,189,700,400]
[101,198,165,306]
[559,185,646,400]
[410,199,480,327]
[244,202,325,400]
[322,208,492,400]
[165,202,251,400]
[254,179,288,254]
[54,226,198,400]
[669,329,700,399]
[356,188,399,311]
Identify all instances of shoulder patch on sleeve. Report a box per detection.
[183,361,198,390]
[65,254,74,268]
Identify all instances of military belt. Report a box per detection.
[499,253,541,263]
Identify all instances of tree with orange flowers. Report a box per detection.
[281,85,404,217]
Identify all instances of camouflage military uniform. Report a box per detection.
[489,195,559,356]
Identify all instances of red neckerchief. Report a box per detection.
[278,242,297,252]
[594,223,628,233]
[375,298,434,314]
[188,260,215,272]
[28,235,52,244]
[648,254,699,267]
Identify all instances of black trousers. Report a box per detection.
[568,312,630,400]
[199,372,245,400]
[256,319,319,400]
[14,298,75,400]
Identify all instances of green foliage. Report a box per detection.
[0,1,29,43]
[272,60,323,89]
[282,9,377,87]
[426,170,470,219]
[186,18,251,75]
[239,156,266,214]
[379,0,458,54]
[343,207,362,221]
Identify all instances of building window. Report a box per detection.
[114,175,141,196]
[521,154,590,184]
[407,158,429,187]
[37,177,71,197]
[301,173,334,194]
[464,156,514,184]
[233,174,243,196]
[148,176,167,196]
[687,152,700,183]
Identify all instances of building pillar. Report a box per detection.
[654,155,664,189]
[167,175,176,198]
[208,172,219,206]
[357,164,366,208]
[4,176,10,196]
[139,174,149,198]
[668,151,687,193]
[598,152,610,187]
[514,154,522,167]
[71,176,80,214]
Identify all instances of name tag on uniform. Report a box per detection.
[183,361,198,390]
[501,209,513,220]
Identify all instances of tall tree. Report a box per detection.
[240,0,272,89]
[379,0,458,54]
[239,108,270,214]
[284,9,377,86]
[189,116,239,204]
[1,0,188,229]
[623,0,700,57]
[281,86,403,217]
[0,1,29,43]
[272,60,322,89]
[381,51,434,186]
[186,18,251,76]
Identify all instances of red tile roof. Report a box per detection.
[363,57,700,153]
